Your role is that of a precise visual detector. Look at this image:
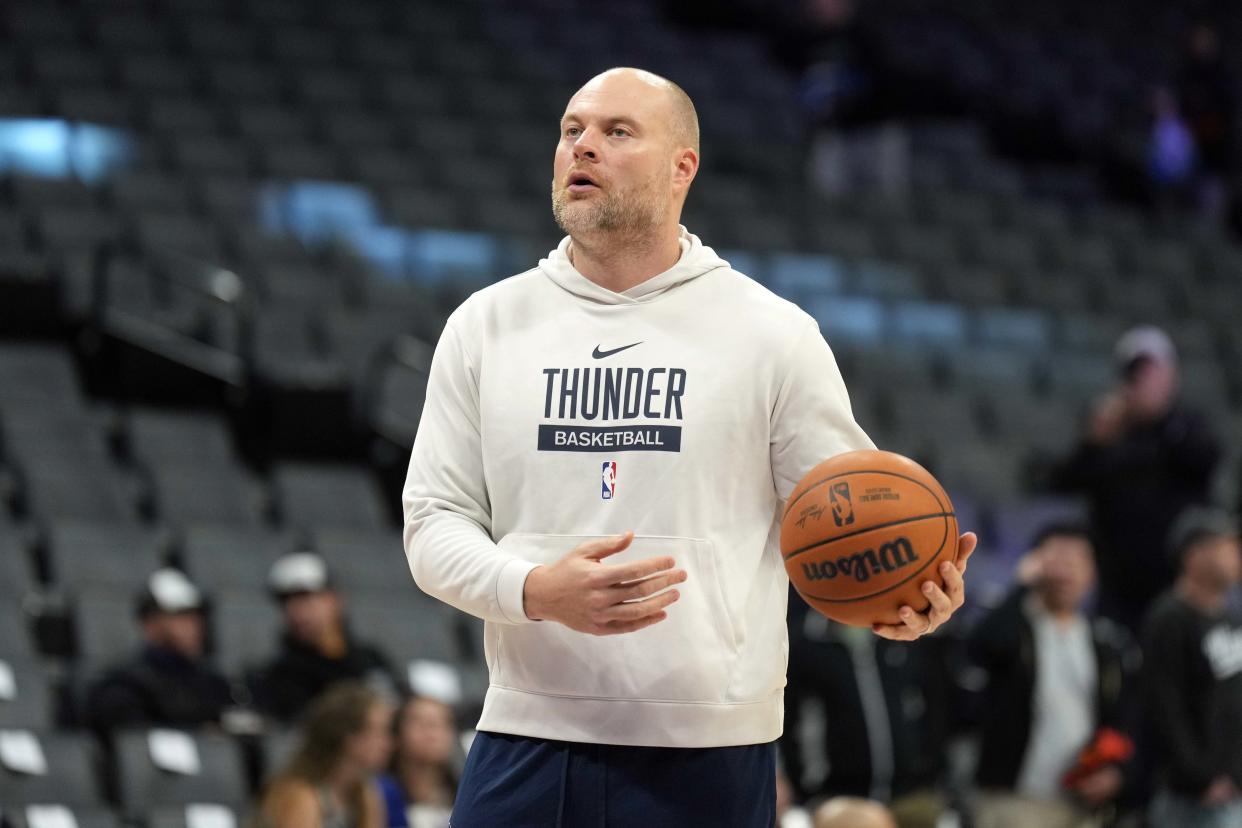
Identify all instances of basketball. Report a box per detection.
[781,450,958,627]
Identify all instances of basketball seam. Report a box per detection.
[783,468,948,520]
[782,511,956,561]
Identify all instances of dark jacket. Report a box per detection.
[86,645,233,731]
[781,594,960,802]
[967,585,1135,790]
[254,629,396,722]
[1141,591,1242,796]
[1053,403,1219,632]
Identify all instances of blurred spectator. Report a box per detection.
[782,594,958,827]
[253,552,398,722]
[252,682,394,828]
[378,695,459,828]
[968,524,1134,828]
[1053,326,1221,633]
[813,796,897,828]
[1142,508,1242,827]
[774,0,909,200]
[86,568,233,731]
[1176,23,1235,219]
[777,766,813,828]
[1149,85,1198,214]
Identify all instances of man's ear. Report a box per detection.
[673,147,699,189]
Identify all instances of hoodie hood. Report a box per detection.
[538,226,729,305]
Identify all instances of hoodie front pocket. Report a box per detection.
[493,533,739,703]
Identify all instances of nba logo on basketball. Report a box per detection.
[829,482,854,526]
[601,461,617,500]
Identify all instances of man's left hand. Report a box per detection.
[872,532,976,641]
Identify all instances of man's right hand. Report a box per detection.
[521,532,687,635]
[1086,391,1127,444]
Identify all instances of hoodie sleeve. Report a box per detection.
[770,318,875,500]
[402,315,539,625]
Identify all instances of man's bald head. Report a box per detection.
[571,67,699,153]
[813,797,897,828]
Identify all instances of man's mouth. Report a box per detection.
[567,171,600,193]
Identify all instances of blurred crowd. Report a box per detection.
[80,551,459,828]
[73,325,1240,828]
[783,326,1241,828]
[1148,24,1236,224]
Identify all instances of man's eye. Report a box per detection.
[611,128,628,137]
[565,127,581,137]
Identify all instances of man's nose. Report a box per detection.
[573,127,600,161]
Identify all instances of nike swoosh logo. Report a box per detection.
[592,341,643,359]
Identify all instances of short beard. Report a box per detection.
[551,171,669,244]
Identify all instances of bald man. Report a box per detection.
[814,797,898,828]
[402,67,976,827]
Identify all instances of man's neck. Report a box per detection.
[569,224,682,294]
[1044,605,1081,625]
[1177,575,1226,614]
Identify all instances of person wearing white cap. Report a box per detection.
[86,568,233,732]
[253,552,397,723]
[1052,325,1222,634]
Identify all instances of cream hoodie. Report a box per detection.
[402,227,872,747]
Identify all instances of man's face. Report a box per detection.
[143,611,205,659]
[281,590,342,644]
[1123,358,1177,422]
[1188,535,1242,589]
[551,72,687,238]
[1036,535,1095,614]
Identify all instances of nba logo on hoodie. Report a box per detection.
[601,461,616,500]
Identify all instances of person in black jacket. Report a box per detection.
[1142,507,1242,827]
[253,551,398,723]
[782,589,959,827]
[86,568,233,731]
[1053,326,1221,634]
[968,523,1135,828]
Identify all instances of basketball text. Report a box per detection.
[800,537,920,584]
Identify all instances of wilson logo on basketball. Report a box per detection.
[800,537,919,584]
[829,481,854,526]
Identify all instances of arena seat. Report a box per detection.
[310,527,415,594]
[0,657,55,729]
[348,593,463,666]
[47,522,167,594]
[125,408,239,468]
[74,590,143,666]
[272,462,390,531]
[113,730,247,813]
[211,589,283,679]
[2,808,122,828]
[179,525,295,594]
[145,461,268,528]
[0,731,104,806]
[891,301,970,348]
[0,344,86,410]
[0,603,36,660]
[0,530,37,600]
[145,805,242,828]
[18,458,139,524]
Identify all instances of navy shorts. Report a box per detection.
[450,731,776,828]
